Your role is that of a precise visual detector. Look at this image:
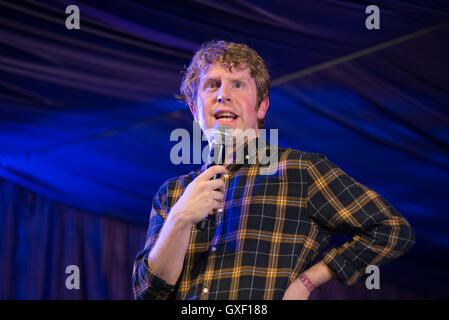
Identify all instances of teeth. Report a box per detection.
[216,112,237,119]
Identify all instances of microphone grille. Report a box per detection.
[211,125,232,145]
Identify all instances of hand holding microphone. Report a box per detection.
[197,125,231,230]
[168,125,231,230]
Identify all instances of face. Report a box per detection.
[190,62,269,140]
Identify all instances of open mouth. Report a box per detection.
[214,110,238,122]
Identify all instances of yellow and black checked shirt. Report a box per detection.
[133,141,415,299]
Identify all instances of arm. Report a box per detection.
[284,153,415,299]
[132,165,228,299]
[146,211,193,285]
[308,154,415,283]
[283,261,337,300]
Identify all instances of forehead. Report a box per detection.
[200,62,253,81]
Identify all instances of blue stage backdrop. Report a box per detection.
[0,1,448,299]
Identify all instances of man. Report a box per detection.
[132,40,415,300]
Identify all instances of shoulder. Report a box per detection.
[274,146,328,165]
[151,168,202,212]
[259,145,330,177]
[155,168,202,195]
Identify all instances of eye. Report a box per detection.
[206,81,218,89]
[234,82,243,88]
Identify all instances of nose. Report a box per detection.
[217,83,231,103]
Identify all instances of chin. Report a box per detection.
[215,119,239,127]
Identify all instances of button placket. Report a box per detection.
[202,171,229,299]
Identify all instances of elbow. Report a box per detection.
[400,221,416,255]
[385,216,416,258]
[368,216,416,259]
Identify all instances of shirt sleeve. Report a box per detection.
[305,153,416,286]
[132,180,178,300]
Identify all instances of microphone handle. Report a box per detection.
[197,214,209,230]
[196,143,225,230]
[196,171,222,230]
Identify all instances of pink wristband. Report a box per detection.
[298,273,316,292]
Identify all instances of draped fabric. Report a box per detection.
[0,177,147,299]
[1,1,448,298]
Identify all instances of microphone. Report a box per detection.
[197,125,231,230]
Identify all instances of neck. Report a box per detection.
[223,134,258,166]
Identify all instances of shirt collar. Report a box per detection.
[200,137,267,173]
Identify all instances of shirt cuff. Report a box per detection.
[134,254,178,300]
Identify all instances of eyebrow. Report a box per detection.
[202,76,250,84]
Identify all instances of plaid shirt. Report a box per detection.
[133,140,415,299]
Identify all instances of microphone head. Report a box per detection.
[210,125,232,146]
[207,125,231,166]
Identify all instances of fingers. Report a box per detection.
[198,165,228,181]
[208,178,225,193]
[210,190,225,202]
[209,199,222,212]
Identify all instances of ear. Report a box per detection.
[257,96,269,120]
[189,103,198,121]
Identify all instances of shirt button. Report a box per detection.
[245,155,249,159]
[217,208,223,213]
[203,288,208,294]
[211,246,216,252]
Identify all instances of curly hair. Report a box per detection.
[177,40,270,128]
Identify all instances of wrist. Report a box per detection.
[167,209,195,230]
[301,261,337,289]
[298,273,316,292]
